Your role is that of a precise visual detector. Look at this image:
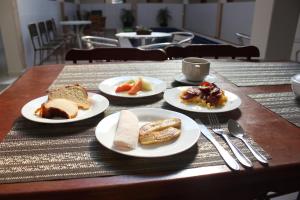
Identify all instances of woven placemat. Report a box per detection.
[49,60,300,90]
[249,92,300,127]
[0,100,270,184]
[49,61,182,90]
[211,61,300,86]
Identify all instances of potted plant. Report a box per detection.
[120,9,135,29]
[157,8,171,27]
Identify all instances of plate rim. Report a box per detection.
[163,86,241,113]
[95,108,201,158]
[21,92,109,124]
[174,73,216,85]
[98,76,167,98]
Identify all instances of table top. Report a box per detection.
[115,32,172,39]
[60,20,91,26]
[0,61,299,200]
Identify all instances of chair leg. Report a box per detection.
[39,50,43,65]
[33,51,36,66]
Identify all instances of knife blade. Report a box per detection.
[196,119,240,171]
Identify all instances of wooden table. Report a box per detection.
[0,63,300,200]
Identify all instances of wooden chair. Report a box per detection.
[165,44,260,60]
[65,48,168,64]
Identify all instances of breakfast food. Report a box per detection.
[35,98,78,119]
[113,110,140,150]
[48,84,90,109]
[180,82,227,108]
[139,118,181,145]
[115,77,152,95]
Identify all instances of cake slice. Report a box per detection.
[35,98,78,119]
[48,84,90,109]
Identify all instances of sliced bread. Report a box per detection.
[36,98,78,119]
[48,84,90,109]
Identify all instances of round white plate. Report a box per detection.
[95,108,200,158]
[164,87,241,113]
[21,93,109,123]
[175,73,216,85]
[98,76,167,98]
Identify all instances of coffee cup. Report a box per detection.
[182,57,210,81]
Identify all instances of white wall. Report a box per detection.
[220,2,254,44]
[137,3,183,29]
[17,0,62,67]
[80,3,131,29]
[65,2,77,20]
[185,3,218,37]
[291,14,300,61]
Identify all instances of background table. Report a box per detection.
[115,32,172,45]
[60,20,91,48]
[0,61,299,200]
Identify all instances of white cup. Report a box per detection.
[291,74,300,97]
[182,57,210,81]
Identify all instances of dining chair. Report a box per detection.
[28,23,61,65]
[65,48,168,64]
[46,20,67,44]
[165,44,260,60]
[138,32,194,50]
[81,36,119,49]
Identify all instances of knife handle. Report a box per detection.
[209,136,240,171]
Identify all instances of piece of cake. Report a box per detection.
[48,84,90,110]
[35,98,78,119]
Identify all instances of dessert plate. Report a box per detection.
[95,108,200,158]
[21,93,109,123]
[164,87,241,113]
[99,76,167,98]
[175,73,216,85]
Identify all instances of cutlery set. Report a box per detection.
[197,114,268,171]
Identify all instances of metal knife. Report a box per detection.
[196,119,240,171]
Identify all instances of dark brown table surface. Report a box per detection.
[0,63,299,200]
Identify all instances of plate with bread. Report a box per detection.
[95,108,200,158]
[21,84,109,123]
[98,76,167,98]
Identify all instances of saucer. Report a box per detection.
[174,73,216,85]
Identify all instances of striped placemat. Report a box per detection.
[49,60,300,90]
[211,61,300,86]
[249,92,300,127]
[0,100,270,184]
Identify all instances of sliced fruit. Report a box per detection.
[142,79,152,91]
[128,78,142,95]
[115,82,133,93]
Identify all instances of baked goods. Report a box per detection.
[35,98,78,119]
[113,110,140,150]
[139,118,181,145]
[48,84,90,109]
[180,82,227,108]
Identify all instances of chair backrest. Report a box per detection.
[81,36,119,49]
[46,20,55,40]
[138,31,194,50]
[165,44,260,60]
[65,48,168,64]
[28,23,42,50]
[38,21,50,45]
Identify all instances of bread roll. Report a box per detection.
[113,110,139,150]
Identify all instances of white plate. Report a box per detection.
[21,93,109,123]
[164,87,241,113]
[95,108,200,158]
[175,73,216,85]
[98,76,167,98]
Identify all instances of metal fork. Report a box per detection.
[208,114,253,168]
